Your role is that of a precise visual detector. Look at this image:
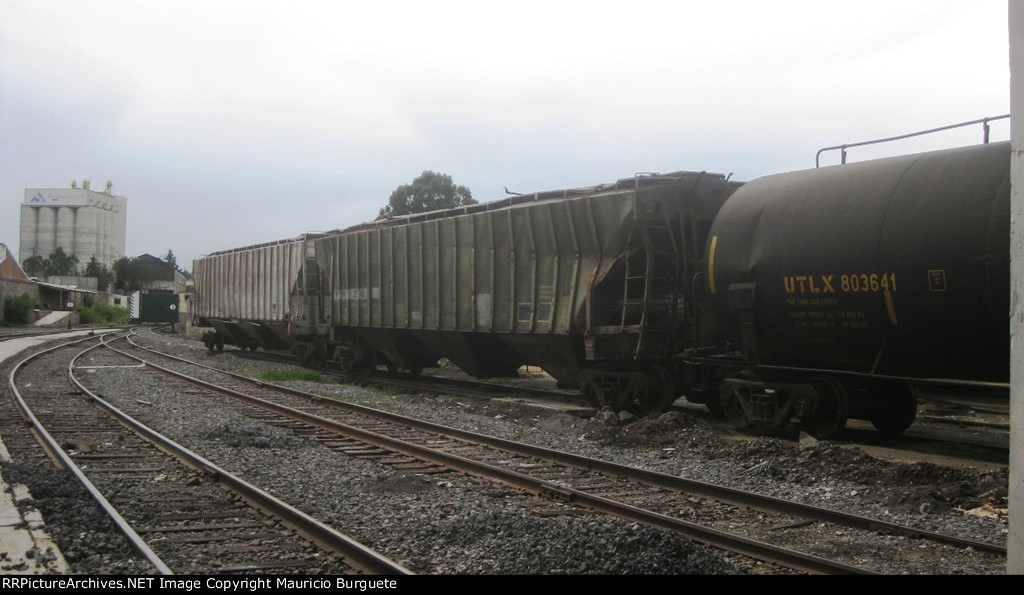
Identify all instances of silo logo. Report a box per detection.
[30,192,45,203]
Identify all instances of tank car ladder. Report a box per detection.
[620,198,682,357]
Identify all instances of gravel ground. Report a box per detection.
[2,328,1011,575]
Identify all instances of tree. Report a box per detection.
[44,247,79,276]
[377,171,475,220]
[163,249,178,272]
[20,248,78,277]
[112,256,144,293]
[161,249,191,278]
[21,255,44,277]
[84,256,114,292]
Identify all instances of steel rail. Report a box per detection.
[85,335,412,576]
[113,335,883,574]
[6,331,173,574]
[127,331,1006,556]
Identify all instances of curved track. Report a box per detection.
[6,332,410,575]
[97,329,1008,574]
[212,338,1010,469]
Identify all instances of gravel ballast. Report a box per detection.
[1,328,1011,575]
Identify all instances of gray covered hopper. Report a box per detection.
[316,171,741,388]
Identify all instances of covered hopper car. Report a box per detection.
[192,141,1010,439]
[192,232,331,365]
[311,170,742,416]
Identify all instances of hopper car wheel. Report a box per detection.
[635,365,674,416]
[354,349,377,376]
[867,380,918,436]
[803,375,848,440]
[340,341,376,377]
[581,365,608,408]
[204,332,225,352]
[309,339,328,370]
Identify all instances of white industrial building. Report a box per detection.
[18,179,127,270]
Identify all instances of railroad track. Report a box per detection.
[82,329,1008,574]
[212,338,1010,467]
[4,333,410,575]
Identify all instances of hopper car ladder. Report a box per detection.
[620,199,682,358]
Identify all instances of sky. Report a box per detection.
[0,1,1012,272]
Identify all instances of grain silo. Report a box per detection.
[19,180,127,270]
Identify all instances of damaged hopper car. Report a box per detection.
[192,141,1010,439]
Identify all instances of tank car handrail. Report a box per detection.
[815,114,1009,167]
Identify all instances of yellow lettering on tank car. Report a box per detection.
[885,290,899,326]
[708,236,719,295]
[838,273,897,293]
[782,274,851,294]
[785,273,897,294]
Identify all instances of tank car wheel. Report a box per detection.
[635,365,674,417]
[867,379,918,436]
[718,378,754,430]
[703,393,725,417]
[802,375,848,440]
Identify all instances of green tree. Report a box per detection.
[44,247,79,276]
[20,248,78,277]
[21,255,44,277]
[161,249,192,278]
[112,256,144,293]
[163,249,178,272]
[377,171,475,220]
[84,256,114,292]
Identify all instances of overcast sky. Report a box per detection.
[0,1,1012,271]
